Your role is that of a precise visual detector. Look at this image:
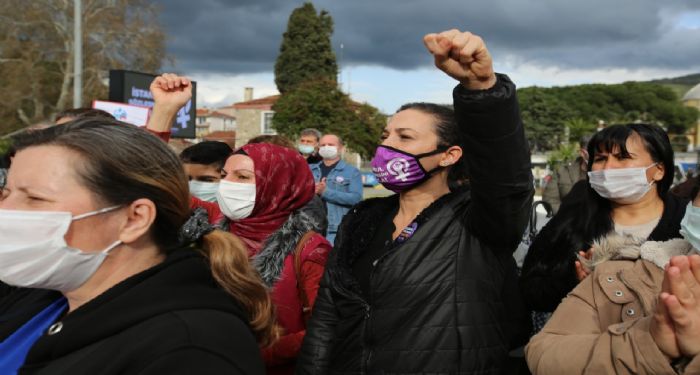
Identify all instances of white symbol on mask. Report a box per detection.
[387,157,410,181]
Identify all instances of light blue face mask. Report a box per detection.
[298,144,315,155]
[189,180,219,202]
[680,202,700,252]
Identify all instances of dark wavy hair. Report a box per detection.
[520,123,675,312]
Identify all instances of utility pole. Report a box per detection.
[73,0,82,107]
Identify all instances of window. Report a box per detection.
[224,118,234,130]
[261,111,275,134]
[197,116,206,125]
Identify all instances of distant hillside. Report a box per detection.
[648,73,700,99]
[649,73,700,86]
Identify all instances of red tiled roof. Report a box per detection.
[231,95,280,110]
[210,111,236,119]
[204,131,236,139]
[197,108,236,119]
[203,131,236,149]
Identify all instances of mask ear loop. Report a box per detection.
[418,146,452,177]
[102,240,123,254]
[414,145,450,160]
[72,206,124,255]
[72,205,122,221]
[646,163,661,187]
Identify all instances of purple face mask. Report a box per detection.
[371,145,446,192]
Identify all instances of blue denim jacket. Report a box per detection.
[310,160,363,244]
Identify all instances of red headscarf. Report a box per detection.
[228,143,315,255]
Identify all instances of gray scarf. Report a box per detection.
[252,208,322,287]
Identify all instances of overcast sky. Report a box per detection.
[154,0,700,113]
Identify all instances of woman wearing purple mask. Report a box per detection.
[297,29,534,374]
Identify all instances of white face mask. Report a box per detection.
[587,163,657,204]
[216,180,256,220]
[0,206,122,292]
[189,180,219,202]
[319,145,339,160]
[681,203,700,252]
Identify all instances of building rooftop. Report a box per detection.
[683,83,700,101]
[196,108,236,119]
[226,95,280,110]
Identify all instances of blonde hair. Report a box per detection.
[200,230,280,346]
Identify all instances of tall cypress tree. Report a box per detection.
[272,2,385,158]
[274,2,338,94]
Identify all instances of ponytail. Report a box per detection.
[199,229,280,347]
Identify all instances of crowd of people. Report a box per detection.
[1,28,700,375]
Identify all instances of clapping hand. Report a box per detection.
[315,178,327,195]
[651,255,700,360]
[575,248,594,282]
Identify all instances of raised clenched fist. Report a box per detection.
[150,73,192,111]
[423,30,496,90]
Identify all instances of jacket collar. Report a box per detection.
[326,187,470,299]
[252,205,324,287]
[648,193,689,241]
[311,159,346,171]
[585,233,694,271]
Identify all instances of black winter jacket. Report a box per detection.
[0,250,264,375]
[297,76,534,375]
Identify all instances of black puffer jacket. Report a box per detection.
[297,76,534,374]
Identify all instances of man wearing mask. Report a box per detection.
[542,134,592,213]
[179,141,232,202]
[298,128,323,165]
[310,134,362,244]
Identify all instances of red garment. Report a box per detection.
[146,128,171,142]
[189,143,326,374]
[261,233,331,375]
[191,143,315,254]
[230,143,316,254]
[191,200,332,374]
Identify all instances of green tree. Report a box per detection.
[271,79,385,158]
[564,118,596,143]
[519,87,574,151]
[0,0,167,136]
[274,2,337,94]
[547,142,579,170]
[517,82,698,151]
[0,138,12,156]
[272,3,385,158]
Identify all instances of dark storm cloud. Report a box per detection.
[155,0,700,74]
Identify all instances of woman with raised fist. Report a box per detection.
[297,29,534,374]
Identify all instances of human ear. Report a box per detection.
[118,198,157,244]
[439,145,463,167]
[652,164,665,182]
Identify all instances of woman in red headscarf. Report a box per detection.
[192,142,332,374]
[145,74,332,373]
